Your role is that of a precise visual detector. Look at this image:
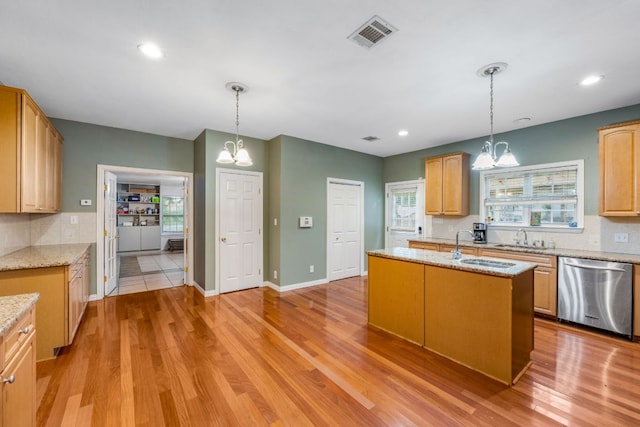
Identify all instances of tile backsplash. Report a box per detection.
[0,212,97,256]
[427,215,640,255]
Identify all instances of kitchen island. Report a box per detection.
[368,247,536,385]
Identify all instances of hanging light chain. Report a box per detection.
[234,87,241,143]
[489,67,495,146]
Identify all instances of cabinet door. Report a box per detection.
[599,124,640,216]
[533,267,557,317]
[20,97,39,212]
[1,335,35,427]
[117,227,141,252]
[140,226,161,250]
[425,157,443,215]
[442,154,469,216]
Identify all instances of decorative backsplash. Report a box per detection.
[0,213,96,256]
[427,215,640,255]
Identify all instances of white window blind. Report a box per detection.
[162,196,184,233]
[390,189,417,231]
[481,161,583,228]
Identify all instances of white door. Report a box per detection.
[218,171,262,293]
[327,181,362,281]
[385,181,424,248]
[104,171,118,296]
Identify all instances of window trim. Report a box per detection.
[479,159,584,231]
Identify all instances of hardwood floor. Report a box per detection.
[36,277,640,426]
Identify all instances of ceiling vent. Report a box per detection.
[348,15,398,49]
[362,136,380,142]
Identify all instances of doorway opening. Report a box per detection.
[96,165,194,300]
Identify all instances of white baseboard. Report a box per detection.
[89,294,100,301]
[361,270,368,276]
[267,278,329,293]
[193,281,218,297]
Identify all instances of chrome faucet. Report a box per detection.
[453,230,474,260]
[516,228,528,246]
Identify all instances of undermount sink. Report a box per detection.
[494,244,549,250]
[460,259,516,269]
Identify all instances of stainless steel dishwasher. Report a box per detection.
[557,257,633,337]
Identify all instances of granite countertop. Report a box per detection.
[0,244,90,272]
[0,293,39,336]
[368,247,537,278]
[408,237,640,264]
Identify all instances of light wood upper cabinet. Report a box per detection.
[0,85,63,213]
[425,152,469,216]
[598,121,640,216]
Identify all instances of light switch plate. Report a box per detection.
[80,199,92,206]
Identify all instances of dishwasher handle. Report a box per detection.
[563,261,627,272]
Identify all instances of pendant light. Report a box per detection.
[216,82,253,167]
[472,63,519,171]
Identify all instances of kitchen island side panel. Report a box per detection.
[368,255,425,346]
[424,265,514,384]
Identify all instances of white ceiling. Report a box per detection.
[2,1,640,158]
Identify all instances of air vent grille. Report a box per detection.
[348,15,398,49]
[362,136,380,142]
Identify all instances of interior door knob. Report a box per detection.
[221,237,227,242]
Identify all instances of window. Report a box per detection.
[480,160,583,228]
[390,188,417,231]
[162,196,184,233]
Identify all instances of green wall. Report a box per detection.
[383,104,640,215]
[276,136,384,286]
[193,129,269,292]
[49,118,194,295]
[268,136,282,286]
[51,119,193,212]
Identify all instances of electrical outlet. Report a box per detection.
[614,233,629,243]
[80,199,92,206]
[309,265,314,273]
[69,215,79,225]
[274,218,278,226]
[273,270,278,280]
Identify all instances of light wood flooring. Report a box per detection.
[36,277,640,426]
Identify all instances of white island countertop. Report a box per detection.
[368,247,536,278]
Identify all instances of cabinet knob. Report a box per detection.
[18,326,30,335]
[2,375,15,384]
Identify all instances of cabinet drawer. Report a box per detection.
[408,241,439,251]
[479,249,556,268]
[2,307,35,368]
[439,244,478,256]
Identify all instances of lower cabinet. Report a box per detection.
[0,247,90,361]
[480,249,557,317]
[1,307,36,427]
[68,250,89,342]
[118,226,160,252]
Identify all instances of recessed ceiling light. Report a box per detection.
[398,130,408,136]
[513,117,531,124]
[580,75,604,86]
[138,43,163,59]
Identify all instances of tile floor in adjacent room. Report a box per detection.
[113,252,184,296]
